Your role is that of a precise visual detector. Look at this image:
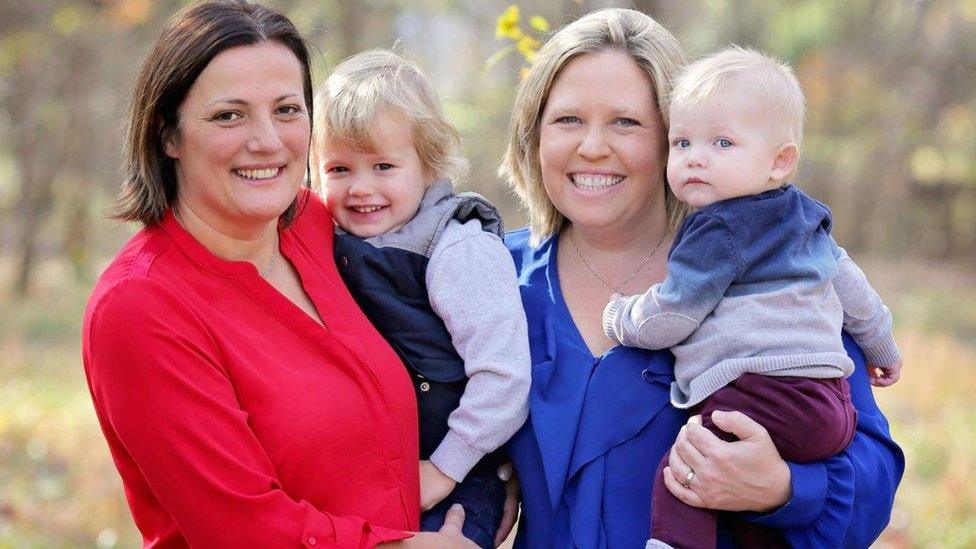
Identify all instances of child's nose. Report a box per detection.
[686,148,706,167]
[348,179,374,196]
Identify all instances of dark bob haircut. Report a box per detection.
[114,0,313,226]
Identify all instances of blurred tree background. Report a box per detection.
[1,0,973,547]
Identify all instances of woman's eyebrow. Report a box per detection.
[205,93,301,107]
[609,105,645,116]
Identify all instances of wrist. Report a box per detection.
[757,457,792,512]
[745,460,827,529]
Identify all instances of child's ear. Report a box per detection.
[770,142,799,182]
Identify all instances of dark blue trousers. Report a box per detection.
[421,469,507,549]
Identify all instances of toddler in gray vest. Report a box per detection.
[311,50,530,548]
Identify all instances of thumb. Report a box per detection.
[439,504,466,536]
[710,410,767,441]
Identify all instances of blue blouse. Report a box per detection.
[505,228,904,549]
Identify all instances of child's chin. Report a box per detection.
[349,227,383,238]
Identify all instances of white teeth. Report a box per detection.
[236,167,280,180]
[353,206,384,213]
[571,174,623,188]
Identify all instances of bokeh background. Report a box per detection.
[1,0,974,547]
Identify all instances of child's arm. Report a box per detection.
[423,222,531,505]
[830,244,902,386]
[603,213,740,350]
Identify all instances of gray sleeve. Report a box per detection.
[832,246,901,366]
[425,221,531,483]
[604,214,740,349]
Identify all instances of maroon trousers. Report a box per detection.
[651,373,857,549]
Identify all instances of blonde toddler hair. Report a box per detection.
[311,49,468,191]
[670,45,806,149]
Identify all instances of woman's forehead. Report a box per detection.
[187,42,305,104]
[545,52,657,113]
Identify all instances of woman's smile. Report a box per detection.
[232,164,286,186]
[567,172,626,197]
[539,50,668,232]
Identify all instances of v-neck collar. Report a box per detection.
[525,232,675,514]
[160,209,362,352]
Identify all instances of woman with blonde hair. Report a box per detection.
[500,8,903,548]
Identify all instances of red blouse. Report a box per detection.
[82,192,419,548]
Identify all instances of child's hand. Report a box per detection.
[869,359,902,387]
[420,460,457,511]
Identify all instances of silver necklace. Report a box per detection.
[568,226,667,294]
[172,209,277,279]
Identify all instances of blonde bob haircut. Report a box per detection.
[499,8,688,245]
[311,49,468,191]
[670,45,806,149]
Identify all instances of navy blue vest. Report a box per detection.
[334,181,506,470]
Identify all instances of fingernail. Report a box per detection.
[497,465,512,481]
[451,503,463,511]
[711,411,725,420]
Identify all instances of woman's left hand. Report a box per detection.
[664,411,792,513]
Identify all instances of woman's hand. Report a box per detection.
[664,411,792,513]
[420,460,457,511]
[494,463,521,547]
[381,504,479,548]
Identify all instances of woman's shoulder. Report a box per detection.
[87,224,176,309]
[289,187,331,230]
[504,227,555,274]
[285,188,334,251]
[504,226,533,250]
[84,231,198,354]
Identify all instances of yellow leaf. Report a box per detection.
[496,5,522,41]
[516,35,540,59]
[529,15,549,33]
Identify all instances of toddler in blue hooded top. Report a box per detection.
[602,46,902,548]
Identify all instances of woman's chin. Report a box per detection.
[236,201,294,224]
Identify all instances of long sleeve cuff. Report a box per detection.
[429,429,487,483]
[745,461,827,529]
[862,334,901,367]
[603,293,628,343]
[300,502,412,548]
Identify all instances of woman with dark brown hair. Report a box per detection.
[82,1,477,546]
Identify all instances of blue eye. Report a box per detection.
[673,138,690,149]
[554,116,581,124]
[715,138,733,149]
[376,163,394,171]
[614,117,640,127]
